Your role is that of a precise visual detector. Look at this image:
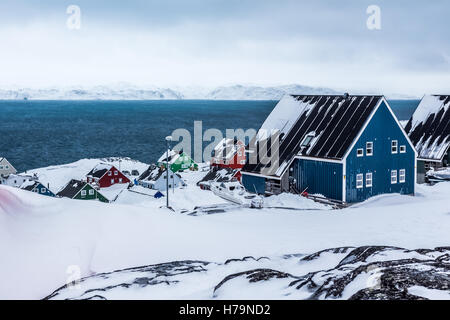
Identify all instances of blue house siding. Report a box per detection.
[293,158,343,201]
[32,183,56,197]
[242,174,266,194]
[345,101,415,203]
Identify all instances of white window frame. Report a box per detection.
[391,170,397,184]
[114,171,118,176]
[41,188,46,193]
[400,145,406,153]
[399,169,405,183]
[89,189,95,195]
[81,190,87,197]
[366,142,373,156]
[108,171,112,176]
[357,148,364,157]
[356,174,364,189]
[366,172,373,187]
[391,140,398,154]
[111,179,115,184]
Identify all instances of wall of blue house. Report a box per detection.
[33,183,56,197]
[345,101,415,203]
[241,173,266,194]
[292,158,343,201]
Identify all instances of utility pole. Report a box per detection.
[165,136,172,208]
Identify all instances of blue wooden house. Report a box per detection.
[241,94,416,203]
[21,181,56,197]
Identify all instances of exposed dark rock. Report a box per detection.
[45,246,450,300]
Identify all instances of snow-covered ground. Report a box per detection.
[0,158,449,299]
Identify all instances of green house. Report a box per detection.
[57,179,109,203]
[157,150,198,173]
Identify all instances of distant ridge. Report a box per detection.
[0,84,417,100]
[0,84,339,100]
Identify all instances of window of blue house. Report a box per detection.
[400,145,406,153]
[391,170,397,184]
[356,174,363,189]
[357,148,364,157]
[399,169,405,183]
[392,140,398,154]
[366,173,373,187]
[366,142,373,156]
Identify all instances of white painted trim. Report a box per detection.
[342,160,346,202]
[241,171,281,180]
[294,155,343,164]
[417,157,442,163]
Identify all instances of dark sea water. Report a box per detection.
[0,99,419,172]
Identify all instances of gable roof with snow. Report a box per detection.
[20,180,39,191]
[86,163,114,179]
[138,165,180,182]
[404,95,450,161]
[213,138,244,160]
[56,179,87,198]
[243,94,383,176]
[197,167,239,186]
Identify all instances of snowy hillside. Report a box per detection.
[0,84,340,100]
[0,156,449,299]
[24,157,149,193]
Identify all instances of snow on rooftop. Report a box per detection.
[256,95,314,141]
[410,95,449,131]
[406,95,450,161]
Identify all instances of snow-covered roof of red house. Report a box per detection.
[86,163,114,178]
[405,95,450,161]
[213,138,244,160]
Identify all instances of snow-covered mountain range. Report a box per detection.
[0,84,418,100]
[0,84,341,100]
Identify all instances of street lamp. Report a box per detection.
[165,136,173,208]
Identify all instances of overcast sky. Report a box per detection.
[0,0,449,95]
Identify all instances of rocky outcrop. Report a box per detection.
[45,246,450,300]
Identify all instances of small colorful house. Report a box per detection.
[57,179,109,202]
[404,95,450,183]
[138,165,185,191]
[0,157,17,178]
[20,181,56,197]
[241,94,416,203]
[211,138,246,170]
[157,150,198,173]
[86,163,130,188]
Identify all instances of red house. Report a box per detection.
[211,138,246,170]
[86,163,130,188]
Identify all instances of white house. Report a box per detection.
[1,173,37,187]
[138,165,185,191]
[0,157,17,178]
